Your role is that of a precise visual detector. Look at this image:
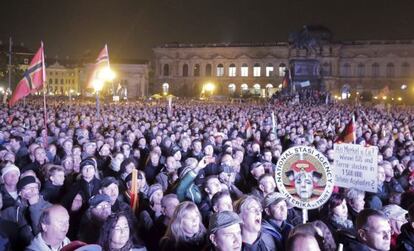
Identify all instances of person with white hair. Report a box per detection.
[381,204,408,250]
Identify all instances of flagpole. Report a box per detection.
[106,44,115,97]
[8,37,12,103]
[41,41,48,147]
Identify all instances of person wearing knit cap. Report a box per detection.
[261,192,293,251]
[99,176,130,214]
[17,175,53,235]
[207,211,243,251]
[0,163,20,208]
[138,183,163,241]
[66,157,101,203]
[78,194,113,244]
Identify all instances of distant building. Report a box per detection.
[46,61,81,96]
[153,27,414,97]
[81,59,149,99]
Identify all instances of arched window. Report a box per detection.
[341,63,351,77]
[182,64,188,77]
[253,84,261,95]
[357,63,365,77]
[266,83,273,89]
[241,64,248,77]
[372,63,380,77]
[266,63,274,77]
[253,63,261,77]
[278,63,286,76]
[194,64,200,77]
[401,62,410,77]
[163,64,170,76]
[228,83,236,94]
[386,63,395,77]
[217,64,224,77]
[162,83,169,94]
[229,64,236,77]
[206,64,212,76]
[241,83,248,91]
[322,62,331,76]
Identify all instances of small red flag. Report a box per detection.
[87,45,110,89]
[335,114,356,143]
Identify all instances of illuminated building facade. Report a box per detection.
[153,31,414,97]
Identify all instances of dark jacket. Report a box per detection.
[159,235,207,251]
[397,223,414,251]
[242,232,275,251]
[261,218,293,251]
[343,237,373,251]
[41,181,64,204]
[67,177,101,202]
[0,185,17,209]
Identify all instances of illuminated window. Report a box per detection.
[206,64,212,76]
[241,64,248,77]
[265,64,274,77]
[278,63,286,76]
[182,64,188,77]
[229,64,236,77]
[228,83,236,93]
[162,83,169,93]
[217,64,224,77]
[266,83,273,89]
[194,64,200,77]
[253,63,261,77]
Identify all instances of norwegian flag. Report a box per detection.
[87,44,110,89]
[9,43,45,107]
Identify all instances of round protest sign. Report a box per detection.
[275,146,334,209]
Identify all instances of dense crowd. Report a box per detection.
[0,96,413,251]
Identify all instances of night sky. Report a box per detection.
[1,0,413,60]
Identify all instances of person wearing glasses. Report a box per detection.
[78,194,112,244]
[98,211,147,251]
[234,195,275,251]
[344,209,391,251]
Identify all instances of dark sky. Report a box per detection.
[1,0,413,60]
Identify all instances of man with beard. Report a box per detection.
[78,194,112,244]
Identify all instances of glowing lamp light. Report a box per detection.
[97,67,116,81]
[92,79,104,92]
[374,96,378,100]
[398,97,402,101]
[401,84,407,90]
[204,83,215,92]
[382,96,387,100]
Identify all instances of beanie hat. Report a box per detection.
[80,158,97,171]
[88,194,111,208]
[1,163,20,180]
[17,176,38,192]
[148,183,163,201]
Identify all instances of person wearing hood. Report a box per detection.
[397,203,414,251]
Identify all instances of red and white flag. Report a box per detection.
[87,44,110,89]
[9,43,46,107]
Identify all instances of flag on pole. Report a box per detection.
[271,112,277,134]
[335,114,356,143]
[130,169,139,213]
[87,44,110,89]
[9,44,45,107]
[282,69,290,89]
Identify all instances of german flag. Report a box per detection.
[335,114,356,143]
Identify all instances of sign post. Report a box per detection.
[275,146,334,223]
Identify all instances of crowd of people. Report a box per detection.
[0,95,413,251]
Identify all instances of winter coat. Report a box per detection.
[397,223,414,251]
[261,218,293,251]
[25,233,70,251]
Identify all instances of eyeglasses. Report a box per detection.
[95,203,111,210]
[246,207,263,215]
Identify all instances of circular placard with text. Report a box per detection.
[275,146,334,209]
